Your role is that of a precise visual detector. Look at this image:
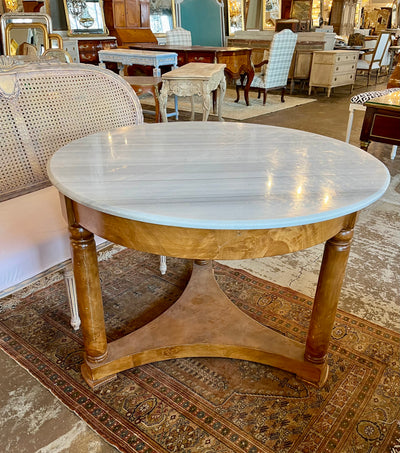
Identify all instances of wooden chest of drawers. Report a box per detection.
[308,50,359,97]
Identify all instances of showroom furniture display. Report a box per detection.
[130,43,254,106]
[0,57,143,330]
[309,49,359,97]
[47,121,390,389]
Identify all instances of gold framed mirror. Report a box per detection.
[63,0,108,36]
[5,22,49,55]
[263,0,281,29]
[227,0,244,35]
[149,0,176,35]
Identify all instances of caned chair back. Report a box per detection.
[0,57,143,202]
[262,29,298,89]
[166,27,192,46]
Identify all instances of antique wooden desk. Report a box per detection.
[160,63,226,122]
[129,44,254,106]
[48,122,389,390]
[360,90,400,157]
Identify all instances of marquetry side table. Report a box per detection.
[160,63,226,122]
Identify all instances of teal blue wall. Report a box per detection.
[180,0,224,46]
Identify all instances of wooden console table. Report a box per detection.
[130,44,254,106]
[360,90,400,158]
[48,122,389,390]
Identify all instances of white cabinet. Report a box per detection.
[308,50,359,97]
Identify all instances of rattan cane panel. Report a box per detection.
[0,65,143,202]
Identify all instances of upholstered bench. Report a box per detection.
[0,186,107,328]
[0,57,143,328]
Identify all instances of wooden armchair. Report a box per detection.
[356,31,392,85]
[235,29,297,104]
[0,57,143,329]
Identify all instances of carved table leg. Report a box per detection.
[244,68,254,106]
[159,83,169,123]
[217,76,226,121]
[304,214,357,366]
[202,84,211,121]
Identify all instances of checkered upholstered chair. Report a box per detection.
[166,27,192,46]
[345,87,400,159]
[0,57,143,329]
[235,29,297,104]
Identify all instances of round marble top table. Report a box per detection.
[48,122,390,389]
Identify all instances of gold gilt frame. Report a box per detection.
[63,0,109,37]
[5,22,49,55]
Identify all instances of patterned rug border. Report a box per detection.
[0,254,399,453]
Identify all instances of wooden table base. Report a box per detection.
[66,197,357,390]
[80,259,328,388]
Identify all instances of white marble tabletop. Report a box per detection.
[48,122,390,230]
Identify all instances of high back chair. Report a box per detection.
[235,29,297,104]
[356,31,392,85]
[0,57,143,329]
[166,27,192,46]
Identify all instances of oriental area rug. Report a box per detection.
[141,88,316,121]
[0,249,399,453]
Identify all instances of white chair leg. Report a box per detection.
[159,255,167,275]
[391,145,397,159]
[63,264,81,330]
[345,106,355,143]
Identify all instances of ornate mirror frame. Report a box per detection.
[149,0,176,36]
[263,0,281,29]
[1,12,53,54]
[5,22,49,55]
[63,0,108,36]
[227,0,244,35]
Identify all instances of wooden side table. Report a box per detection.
[160,63,226,122]
[308,50,359,97]
[124,76,163,122]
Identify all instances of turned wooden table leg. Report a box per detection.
[68,223,108,363]
[304,213,358,365]
[244,68,254,106]
[360,140,370,151]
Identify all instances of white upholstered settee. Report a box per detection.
[0,57,143,328]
